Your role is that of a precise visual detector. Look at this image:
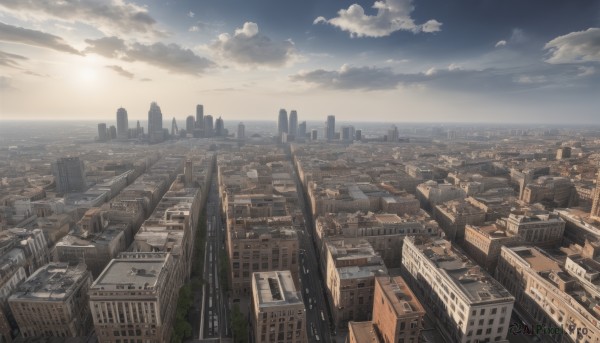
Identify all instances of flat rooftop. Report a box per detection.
[10,263,88,301]
[410,237,514,303]
[348,321,381,343]
[92,254,169,291]
[253,270,303,309]
[376,276,424,317]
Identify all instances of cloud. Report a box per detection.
[577,66,595,77]
[211,22,296,67]
[0,76,13,90]
[189,26,200,32]
[0,22,81,55]
[314,0,442,38]
[545,28,600,64]
[290,64,586,92]
[0,0,162,37]
[188,11,195,18]
[0,50,27,68]
[85,36,214,75]
[106,65,134,79]
[495,40,507,48]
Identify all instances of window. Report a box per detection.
[491,308,497,315]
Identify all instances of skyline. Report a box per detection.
[1,0,599,123]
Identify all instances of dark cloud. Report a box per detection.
[0,0,162,36]
[545,28,600,64]
[0,50,27,68]
[314,0,441,38]
[0,22,81,55]
[85,37,214,75]
[211,22,296,67]
[106,65,134,79]
[291,64,598,92]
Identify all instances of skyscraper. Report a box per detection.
[326,115,335,141]
[237,122,245,139]
[204,115,214,137]
[147,102,163,134]
[97,123,107,142]
[278,109,288,136]
[147,102,164,143]
[186,115,195,133]
[289,110,298,137]
[116,107,128,139]
[52,157,87,194]
[171,117,178,136]
[196,104,204,129]
[388,125,399,142]
[215,116,225,136]
[298,121,306,140]
[592,169,600,219]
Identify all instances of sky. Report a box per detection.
[0,0,599,124]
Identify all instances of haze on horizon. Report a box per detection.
[0,0,599,124]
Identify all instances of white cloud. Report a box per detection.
[495,40,507,48]
[0,0,163,37]
[577,66,596,77]
[516,75,546,84]
[0,22,82,55]
[314,0,442,38]
[189,26,199,32]
[545,28,600,64]
[188,11,195,18]
[106,65,134,79]
[85,36,214,75]
[211,22,297,67]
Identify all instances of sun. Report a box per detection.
[79,67,98,83]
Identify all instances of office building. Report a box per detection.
[501,210,565,247]
[89,252,178,343]
[387,125,399,142]
[171,117,178,136]
[204,115,214,137]
[592,170,600,220]
[251,271,307,343]
[186,115,195,133]
[237,122,246,140]
[288,110,298,137]
[116,107,128,139]
[8,263,93,338]
[147,102,163,143]
[97,123,108,142]
[355,129,362,141]
[108,125,117,139]
[311,129,318,141]
[215,116,225,136]
[496,246,600,343]
[462,223,521,272]
[196,104,204,128]
[402,236,514,343]
[278,109,288,136]
[298,121,306,140]
[326,115,335,141]
[52,157,87,194]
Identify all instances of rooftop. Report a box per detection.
[253,270,303,309]
[376,276,424,317]
[348,321,381,343]
[91,253,169,291]
[10,263,88,301]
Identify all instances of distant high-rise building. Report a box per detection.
[298,121,306,139]
[355,129,362,141]
[341,125,354,142]
[97,123,108,142]
[592,170,600,219]
[108,125,117,139]
[136,120,142,137]
[116,107,128,139]
[186,115,195,133]
[288,110,298,137]
[278,109,288,136]
[53,157,87,194]
[215,116,225,136]
[204,115,214,137]
[237,122,245,139]
[326,115,335,141]
[311,129,318,141]
[388,125,399,142]
[147,102,163,135]
[171,117,178,136]
[184,160,193,186]
[196,104,204,129]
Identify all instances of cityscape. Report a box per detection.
[1,1,600,343]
